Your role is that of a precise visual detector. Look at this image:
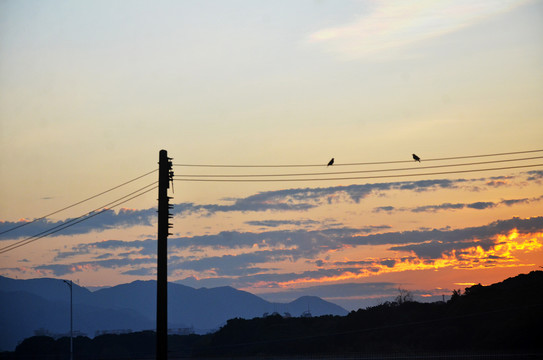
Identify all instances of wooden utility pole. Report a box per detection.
[157,149,173,360]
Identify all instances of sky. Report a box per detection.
[1,0,542,311]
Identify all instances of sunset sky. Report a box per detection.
[1,0,542,311]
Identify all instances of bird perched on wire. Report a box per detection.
[327,158,334,166]
[412,154,421,162]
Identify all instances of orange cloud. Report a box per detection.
[70,264,98,272]
[275,229,542,288]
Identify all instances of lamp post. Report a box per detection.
[63,280,73,360]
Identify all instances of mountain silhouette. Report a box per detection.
[0,276,346,351]
[191,270,543,357]
[4,271,542,357]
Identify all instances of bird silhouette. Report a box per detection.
[327,158,334,166]
[412,154,421,162]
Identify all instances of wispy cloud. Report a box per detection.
[34,257,155,276]
[374,195,543,213]
[172,179,464,217]
[308,0,532,59]
[526,170,543,181]
[3,175,535,240]
[23,216,543,287]
[0,208,156,240]
[0,178,464,240]
[245,219,320,228]
[346,216,543,247]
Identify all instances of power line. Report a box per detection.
[173,155,543,178]
[0,184,157,254]
[0,183,158,254]
[172,149,543,168]
[173,163,543,182]
[0,169,157,237]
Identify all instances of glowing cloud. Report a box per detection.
[275,229,542,288]
[309,0,532,59]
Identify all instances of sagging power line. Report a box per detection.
[174,163,543,183]
[0,183,158,254]
[173,155,543,179]
[3,149,541,252]
[0,169,157,237]
[173,149,543,168]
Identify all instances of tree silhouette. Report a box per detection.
[394,287,413,304]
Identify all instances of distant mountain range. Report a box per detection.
[0,276,347,351]
[6,271,542,358]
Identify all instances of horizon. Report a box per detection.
[5,270,540,312]
[1,0,542,312]
[4,270,541,356]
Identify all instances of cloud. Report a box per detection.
[308,0,532,59]
[54,239,156,261]
[486,180,510,187]
[26,225,382,278]
[0,208,156,240]
[501,197,537,206]
[346,216,543,248]
[467,201,496,209]
[383,217,543,259]
[412,201,496,212]
[171,199,316,218]
[389,240,493,259]
[3,176,531,240]
[37,216,543,287]
[34,257,156,276]
[376,196,542,214]
[167,228,362,256]
[171,251,284,276]
[245,219,319,228]
[171,179,463,218]
[526,170,543,181]
[32,264,75,276]
[411,203,466,213]
[373,206,396,213]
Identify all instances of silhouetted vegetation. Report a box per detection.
[3,271,542,359]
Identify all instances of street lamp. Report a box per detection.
[63,280,73,360]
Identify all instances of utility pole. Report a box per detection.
[63,280,73,360]
[157,150,173,360]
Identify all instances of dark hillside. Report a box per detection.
[5,271,542,359]
[196,271,543,357]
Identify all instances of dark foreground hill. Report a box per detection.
[196,270,543,357]
[4,271,543,359]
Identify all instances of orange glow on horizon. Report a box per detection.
[273,229,543,288]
